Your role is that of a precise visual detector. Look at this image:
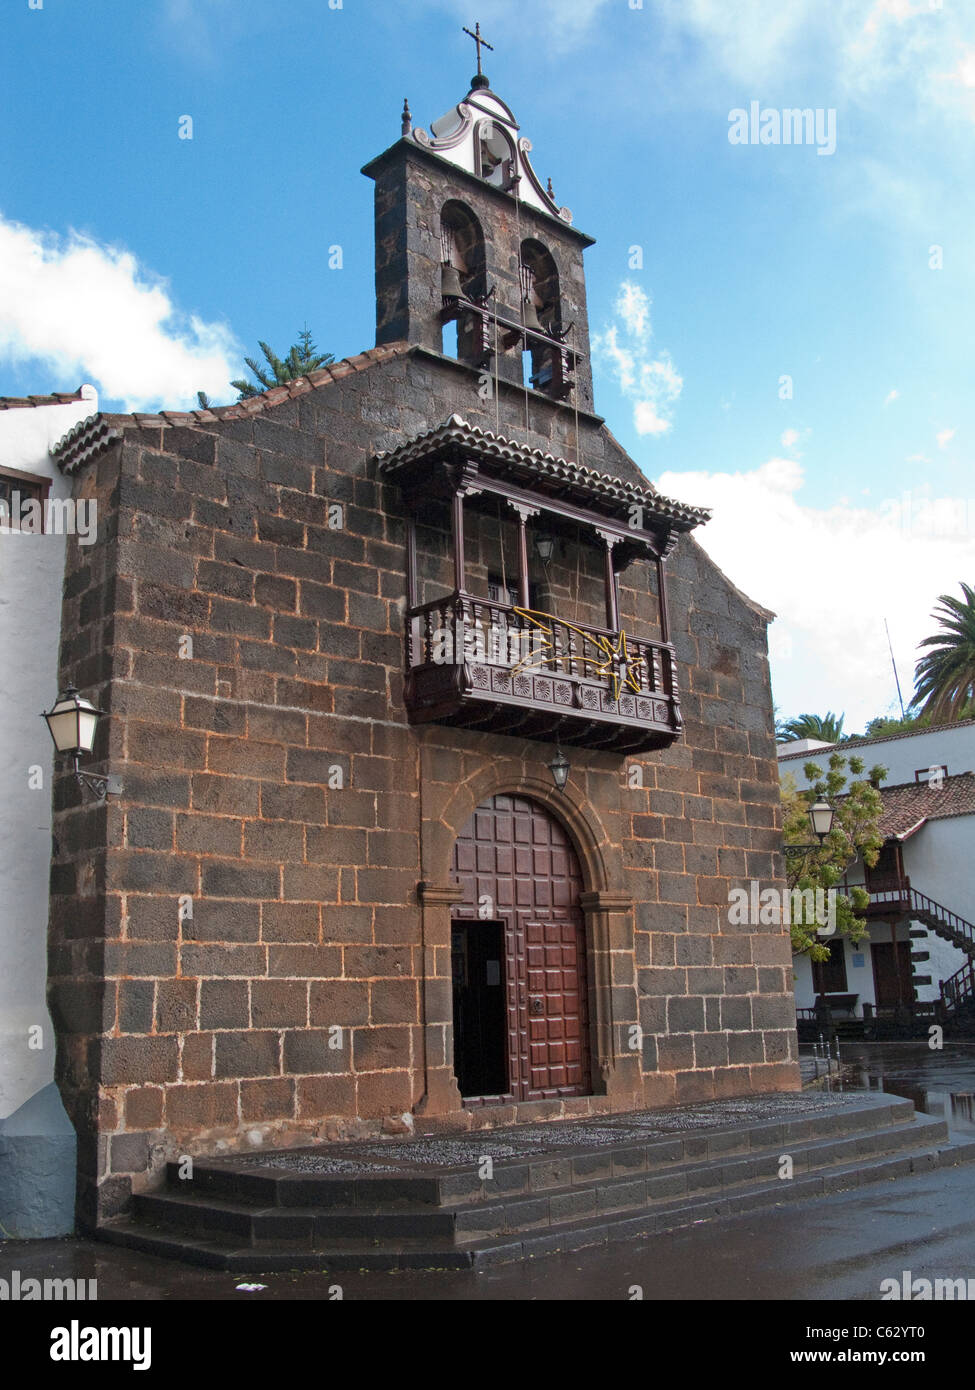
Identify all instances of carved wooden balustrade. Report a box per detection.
[404,591,681,753]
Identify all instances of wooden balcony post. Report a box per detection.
[655,555,671,644]
[406,514,417,610]
[517,511,530,610]
[595,529,620,632]
[452,489,466,595]
[506,501,539,610]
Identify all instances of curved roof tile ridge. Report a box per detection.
[50,342,413,469]
[376,414,712,527]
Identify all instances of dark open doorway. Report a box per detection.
[451,919,508,1099]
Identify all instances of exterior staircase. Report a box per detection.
[907,885,975,962]
[940,960,975,1030]
[845,877,975,1024]
[97,1093,975,1272]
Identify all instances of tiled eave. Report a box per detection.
[872,772,975,842]
[51,343,413,474]
[376,413,712,535]
[0,387,89,411]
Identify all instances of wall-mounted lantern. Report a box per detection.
[41,686,122,801]
[808,796,836,843]
[784,796,836,856]
[548,746,570,793]
[533,532,556,564]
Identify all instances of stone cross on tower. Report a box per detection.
[462,22,494,86]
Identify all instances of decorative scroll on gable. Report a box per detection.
[411,88,573,224]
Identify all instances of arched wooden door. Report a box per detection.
[450,794,591,1102]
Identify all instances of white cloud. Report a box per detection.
[862,0,924,35]
[656,456,975,728]
[655,0,975,123]
[159,0,246,60]
[947,46,975,89]
[593,282,682,438]
[0,214,240,412]
[936,427,956,448]
[884,388,899,406]
[654,0,816,82]
[781,428,800,448]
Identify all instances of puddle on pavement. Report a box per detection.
[830,1043,975,1139]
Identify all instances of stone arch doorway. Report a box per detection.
[450,793,591,1103]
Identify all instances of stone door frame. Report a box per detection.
[416,764,642,1116]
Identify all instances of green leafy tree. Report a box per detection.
[777,711,845,744]
[860,711,923,738]
[783,753,887,960]
[231,327,334,400]
[910,582,975,720]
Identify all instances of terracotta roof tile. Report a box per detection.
[0,387,91,411]
[376,414,712,533]
[51,343,412,471]
[871,773,975,841]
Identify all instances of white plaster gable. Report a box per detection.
[412,86,573,225]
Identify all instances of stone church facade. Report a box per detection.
[43,72,798,1226]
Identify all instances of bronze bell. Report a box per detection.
[441,262,464,300]
[522,295,543,334]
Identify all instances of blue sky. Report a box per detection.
[2,0,974,732]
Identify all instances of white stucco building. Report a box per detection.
[0,385,98,1235]
[779,720,975,1026]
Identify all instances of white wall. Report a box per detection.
[902,818,973,997]
[782,724,975,1011]
[795,923,920,1017]
[0,388,97,1119]
[780,722,975,790]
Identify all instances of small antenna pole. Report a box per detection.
[884,617,906,718]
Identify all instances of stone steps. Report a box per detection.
[96,1094,975,1270]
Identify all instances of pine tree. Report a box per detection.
[231,326,335,400]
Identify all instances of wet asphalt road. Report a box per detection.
[3,1044,974,1301]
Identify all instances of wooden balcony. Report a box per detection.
[840,877,912,915]
[378,414,712,756]
[404,592,681,753]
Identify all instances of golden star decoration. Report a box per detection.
[507,608,648,701]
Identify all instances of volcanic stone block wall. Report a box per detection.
[48,346,797,1226]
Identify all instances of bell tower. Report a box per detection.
[361,31,596,411]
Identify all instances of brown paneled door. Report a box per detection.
[451,794,591,1102]
[872,940,914,1008]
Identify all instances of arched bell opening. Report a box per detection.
[520,238,562,391]
[475,119,516,189]
[440,200,487,365]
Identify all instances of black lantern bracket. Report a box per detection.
[72,756,123,802]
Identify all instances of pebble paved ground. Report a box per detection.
[225,1090,877,1175]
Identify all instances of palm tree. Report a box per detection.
[910,582,975,720]
[777,711,845,744]
[231,327,334,400]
